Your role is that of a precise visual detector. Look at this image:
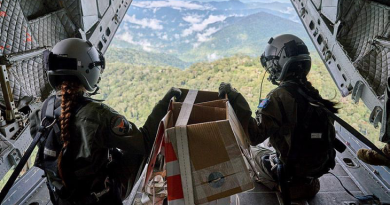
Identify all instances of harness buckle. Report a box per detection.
[40,117,57,129]
[90,187,110,202]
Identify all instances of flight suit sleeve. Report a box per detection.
[248,92,283,146]
[226,90,281,146]
[101,105,147,155]
[101,100,169,156]
[139,100,170,154]
[251,88,297,147]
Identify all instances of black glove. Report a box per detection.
[162,87,182,103]
[218,82,238,99]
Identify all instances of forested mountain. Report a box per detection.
[114,0,301,62]
[105,48,191,69]
[97,54,384,147]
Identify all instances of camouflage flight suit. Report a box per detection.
[226,84,320,200]
[29,95,170,204]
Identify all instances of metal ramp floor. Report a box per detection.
[125,161,362,205]
[3,143,390,205]
[237,163,361,205]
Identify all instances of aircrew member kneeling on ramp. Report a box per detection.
[219,34,340,200]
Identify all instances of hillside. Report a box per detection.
[181,12,311,62]
[105,47,191,69]
[97,54,384,147]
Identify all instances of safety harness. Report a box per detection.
[0,95,116,205]
[39,96,120,205]
[0,96,59,204]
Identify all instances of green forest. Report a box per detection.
[98,49,385,147]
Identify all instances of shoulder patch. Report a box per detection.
[258,99,270,108]
[110,115,131,136]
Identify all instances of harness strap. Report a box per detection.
[45,96,56,121]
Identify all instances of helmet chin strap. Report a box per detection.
[89,86,100,96]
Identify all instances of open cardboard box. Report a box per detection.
[165,89,254,204]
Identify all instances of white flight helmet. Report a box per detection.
[260,34,311,84]
[44,38,105,92]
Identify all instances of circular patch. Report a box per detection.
[110,115,130,136]
[208,172,225,188]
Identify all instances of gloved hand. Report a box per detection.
[218,82,238,99]
[162,87,182,103]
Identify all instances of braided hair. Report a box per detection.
[57,81,83,184]
[299,77,339,113]
[287,62,339,113]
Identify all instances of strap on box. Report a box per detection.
[175,90,197,205]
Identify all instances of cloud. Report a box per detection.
[124,15,163,30]
[207,53,220,61]
[279,7,295,14]
[196,27,219,42]
[132,0,213,11]
[182,15,226,36]
[117,32,153,52]
[162,34,168,40]
[182,14,203,24]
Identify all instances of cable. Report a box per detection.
[259,68,268,101]
[328,172,356,198]
[328,172,381,203]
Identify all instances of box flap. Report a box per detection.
[177,88,220,103]
[227,102,250,149]
[172,103,227,125]
[196,99,228,108]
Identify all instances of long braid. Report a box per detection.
[299,76,339,113]
[57,81,82,184]
[286,62,339,113]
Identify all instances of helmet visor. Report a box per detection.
[264,44,279,57]
[44,50,78,71]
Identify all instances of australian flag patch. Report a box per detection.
[258,99,270,108]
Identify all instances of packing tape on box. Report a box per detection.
[216,121,251,178]
[192,157,252,202]
[190,122,252,204]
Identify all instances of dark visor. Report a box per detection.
[44,51,78,71]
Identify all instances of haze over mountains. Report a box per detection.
[111,0,309,65]
[103,0,384,146]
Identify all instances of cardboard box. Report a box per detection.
[165,89,254,205]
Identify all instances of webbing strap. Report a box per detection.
[175,90,197,205]
[45,96,56,121]
[0,97,56,204]
[296,88,390,162]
